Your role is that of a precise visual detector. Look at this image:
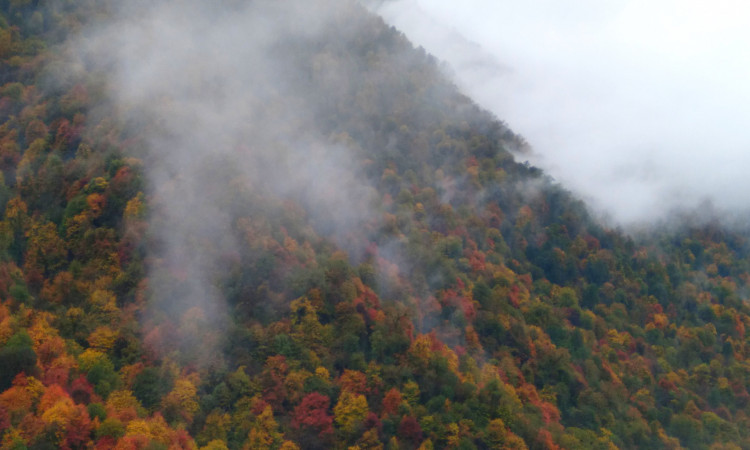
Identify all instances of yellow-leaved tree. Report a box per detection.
[163,377,200,424]
[334,391,369,435]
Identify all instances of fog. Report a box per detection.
[371,0,750,226]
[67,0,750,363]
[75,0,379,363]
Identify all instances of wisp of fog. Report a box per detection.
[75,0,378,363]
[371,0,750,227]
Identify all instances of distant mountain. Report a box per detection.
[0,1,749,449]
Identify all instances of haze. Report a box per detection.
[372,0,750,226]
[75,0,380,363]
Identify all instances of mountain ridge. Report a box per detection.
[0,1,748,449]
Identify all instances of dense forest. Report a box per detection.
[1,0,750,449]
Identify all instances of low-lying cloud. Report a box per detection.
[370,0,750,227]
[74,0,380,362]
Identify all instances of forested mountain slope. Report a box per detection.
[0,1,749,449]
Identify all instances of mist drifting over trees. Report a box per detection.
[371,0,750,227]
[1,0,750,449]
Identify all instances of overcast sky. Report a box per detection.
[372,0,750,226]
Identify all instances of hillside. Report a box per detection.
[1,1,750,449]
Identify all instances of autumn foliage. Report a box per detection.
[1,1,750,449]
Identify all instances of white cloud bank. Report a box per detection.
[371,0,750,226]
